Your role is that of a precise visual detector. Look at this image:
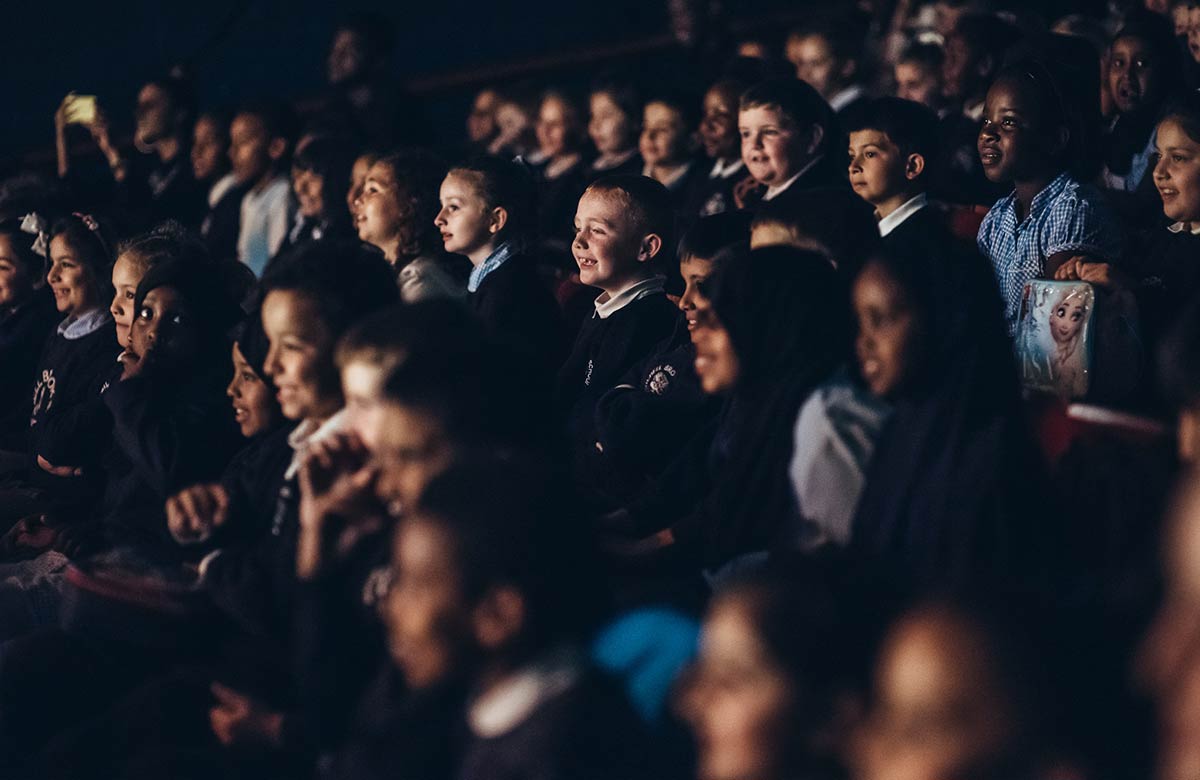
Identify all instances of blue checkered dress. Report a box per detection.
[977,172,1122,333]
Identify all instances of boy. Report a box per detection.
[639,92,704,213]
[784,13,871,114]
[556,175,682,425]
[583,212,749,509]
[845,97,946,248]
[230,102,294,277]
[894,43,945,113]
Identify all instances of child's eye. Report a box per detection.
[124,290,135,300]
[865,151,876,158]
[1174,154,1188,163]
[241,372,258,383]
[1001,118,1016,128]
[137,307,153,320]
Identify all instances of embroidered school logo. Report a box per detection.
[100,381,110,395]
[29,369,56,423]
[584,359,594,387]
[700,192,728,217]
[645,364,677,396]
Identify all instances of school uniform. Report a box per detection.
[0,290,58,453]
[644,159,707,220]
[686,157,746,219]
[469,243,567,376]
[237,176,292,277]
[1129,222,1200,353]
[739,154,848,213]
[396,252,470,304]
[119,149,208,232]
[878,193,970,258]
[588,150,643,182]
[535,157,589,255]
[977,171,1123,334]
[200,173,251,265]
[827,83,870,115]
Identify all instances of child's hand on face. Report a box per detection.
[297,431,384,579]
[209,683,284,749]
[118,349,144,381]
[166,483,231,545]
[733,174,764,210]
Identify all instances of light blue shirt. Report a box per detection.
[467,242,516,293]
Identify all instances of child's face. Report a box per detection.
[128,286,198,369]
[134,83,174,148]
[640,101,690,169]
[852,608,1017,780]
[1188,8,1200,63]
[384,517,474,690]
[356,162,404,250]
[1050,294,1087,345]
[692,313,740,394]
[228,114,273,185]
[110,252,144,349]
[786,33,840,99]
[46,235,100,316]
[700,86,741,160]
[853,261,918,398]
[977,78,1049,184]
[940,30,974,102]
[678,255,716,332]
[327,28,367,86]
[1153,118,1200,223]
[589,92,636,155]
[848,129,909,207]
[740,105,807,187]
[572,189,651,291]
[227,342,277,438]
[192,117,227,182]
[436,172,496,260]
[0,235,34,309]
[895,62,941,108]
[679,595,794,780]
[340,359,388,452]
[1109,35,1166,115]
[261,290,340,422]
[468,88,499,144]
[292,167,325,219]
[347,155,373,221]
[371,401,454,519]
[536,96,574,159]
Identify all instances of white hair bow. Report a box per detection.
[19,212,49,258]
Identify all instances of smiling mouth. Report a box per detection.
[577,257,598,268]
[979,149,1001,165]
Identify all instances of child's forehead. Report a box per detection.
[849,128,896,148]
[579,187,630,216]
[738,103,790,124]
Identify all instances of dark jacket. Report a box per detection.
[470,252,567,379]
[0,291,59,452]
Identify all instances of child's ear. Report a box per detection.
[637,233,664,263]
[804,124,825,156]
[904,153,926,181]
[489,206,509,236]
[839,57,858,83]
[472,586,526,651]
[1049,125,1070,158]
[267,138,288,163]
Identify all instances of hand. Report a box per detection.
[209,683,284,748]
[1053,257,1128,290]
[732,175,764,210]
[603,527,675,558]
[166,483,230,545]
[36,455,82,478]
[0,514,58,559]
[296,431,383,579]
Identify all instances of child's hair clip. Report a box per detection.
[19,212,49,258]
[73,212,100,233]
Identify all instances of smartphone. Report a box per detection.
[63,94,98,126]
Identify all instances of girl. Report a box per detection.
[639,93,703,213]
[735,79,845,211]
[355,149,468,302]
[347,150,378,224]
[615,246,848,574]
[849,245,1055,588]
[679,558,866,780]
[976,60,1122,334]
[110,221,207,351]
[435,156,566,373]
[588,77,643,179]
[532,90,589,254]
[384,457,657,780]
[0,219,57,454]
[281,135,356,255]
[691,78,748,218]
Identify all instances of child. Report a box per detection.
[346,150,377,224]
[435,156,567,374]
[585,212,748,509]
[784,12,871,114]
[0,218,57,454]
[531,90,589,253]
[690,78,749,217]
[280,135,356,255]
[588,76,643,179]
[466,87,500,151]
[230,102,294,277]
[736,79,845,211]
[556,175,682,421]
[976,61,1122,334]
[355,149,468,302]
[639,92,703,213]
[846,97,945,247]
[383,457,657,780]
[195,112,251,264]
[894,42,945,112]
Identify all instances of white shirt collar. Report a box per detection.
[963,99,985,122]
[284,408,347,480]
[877,193,929,237]
[594,275,666,320]
[828,84,866,113]
[763,156,821,201]
[468,647,585,738]
[1167,221,1200,235]
[592,148,637,172]
[208,172,240,208]
[709,158,745,179]
[57,307,112,340]
[642,160,694,191]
